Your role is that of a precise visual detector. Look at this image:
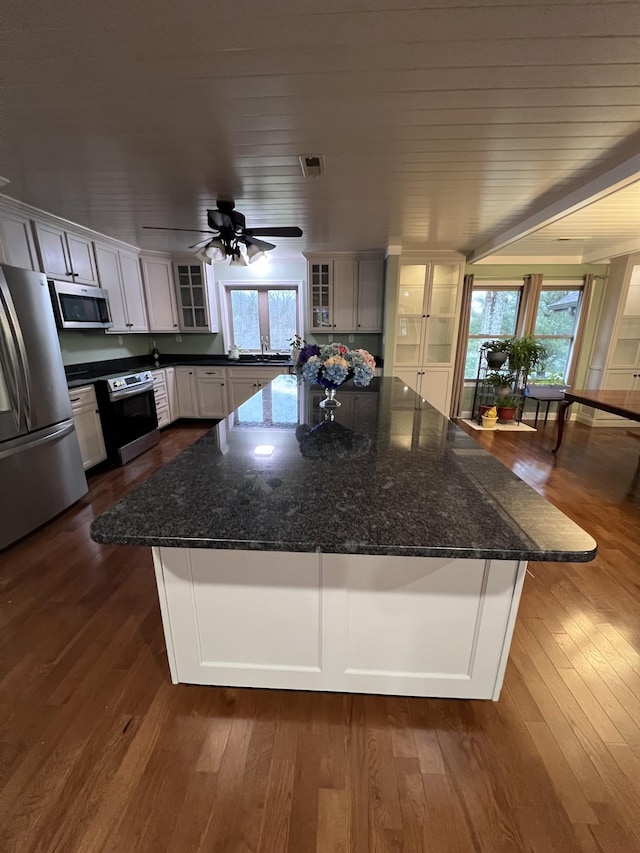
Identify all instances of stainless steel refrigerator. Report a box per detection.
[0,264,88,550]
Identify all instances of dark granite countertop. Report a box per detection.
[66,356,294,387]
[90,376,597,562]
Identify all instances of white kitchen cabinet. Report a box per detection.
[118,251,148,331]
[173,261,220,333]
[34,222,98,285]
[69,385,107,470]
[196,368,227,418]
[390,256,464,417]
[227,366,285,411]
[151,369,171,428]
[227,376,259,411]
[0,210,39,270]
[306,253,384,333]
[175,367,199,418]
[141,256,180,332]
[584,253,640,426]
[95,243,148,333]
[394,368,452,416]
[357,258,385,332]
[165,367,178,422]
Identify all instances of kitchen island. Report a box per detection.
[91,376,596,700]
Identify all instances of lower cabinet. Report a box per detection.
[174,367,199,418]
[169,365,289,420]
[69,385,107,470]
[152,367,179,426]
[227,367,285,411]
[165,367,178,421]
[196,368,227,419]
[394,368,452,416]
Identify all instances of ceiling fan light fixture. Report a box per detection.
[204,239,227,262]
[229,251,248,267]
[195,247,213,265]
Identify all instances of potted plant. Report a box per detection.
[482,339,511,369]
[505,335,549,388]
[481,405,498,430]
[485,370,516,398]
[495,394,523,423]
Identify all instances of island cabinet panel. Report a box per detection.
[153,547,526,700]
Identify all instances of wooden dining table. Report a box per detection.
[553,388,640,452]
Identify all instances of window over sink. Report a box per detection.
[225,284,299,352]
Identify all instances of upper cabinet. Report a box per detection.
[34,222,99,285]
[356,258,384,332]
[141,257,219,333]
[173,262,219,332]
[94,243,148,333]
[141,257,180,332]
[387,254,464,416]
[0,210,39,270]
[306,254,384,333]
[394,261,462,367]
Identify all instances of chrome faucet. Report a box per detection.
[261,336,269,357]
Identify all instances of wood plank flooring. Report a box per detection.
[1,418,640,852]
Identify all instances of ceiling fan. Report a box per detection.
[143,199,303,266]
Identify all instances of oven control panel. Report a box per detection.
[106,370,154,392]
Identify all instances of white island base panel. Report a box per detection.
[152,547,528,701]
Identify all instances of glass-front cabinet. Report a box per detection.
[310,262,332,330]
[306,254,384,333]
[394,262,461,367]
[175,263,207,329]
[171,262,219,332]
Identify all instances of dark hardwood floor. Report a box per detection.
[1,418,640,852]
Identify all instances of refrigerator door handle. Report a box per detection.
[0,419,75,460]
[0,281,23,431]
[0,277,33,431]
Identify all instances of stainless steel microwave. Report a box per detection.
[49,280,113,329]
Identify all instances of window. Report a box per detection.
[226,285,298,352]
[532,285,583,381]
[465,286,522,379]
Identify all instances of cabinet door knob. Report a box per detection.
[174,323,178,327]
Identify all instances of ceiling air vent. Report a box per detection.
[298,154,325,178]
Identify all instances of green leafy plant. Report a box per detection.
[485,370,516,388]
[495,394,523,409]
[505,335,549,383]
[482,339,512,353]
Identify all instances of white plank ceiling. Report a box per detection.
[1,0,640,260]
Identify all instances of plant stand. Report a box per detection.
[471,346,522,424]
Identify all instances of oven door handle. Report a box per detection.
[108,380,155,401]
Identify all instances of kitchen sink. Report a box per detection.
[235,353,291,363]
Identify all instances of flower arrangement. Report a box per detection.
[295,342,376,389]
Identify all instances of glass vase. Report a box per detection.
[319,387,341,409]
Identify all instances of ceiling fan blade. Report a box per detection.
[245,236,276,252]
[142,226,217,234]
[189,237,215,250]
[208,210,233,230]
[244,227,303,238]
